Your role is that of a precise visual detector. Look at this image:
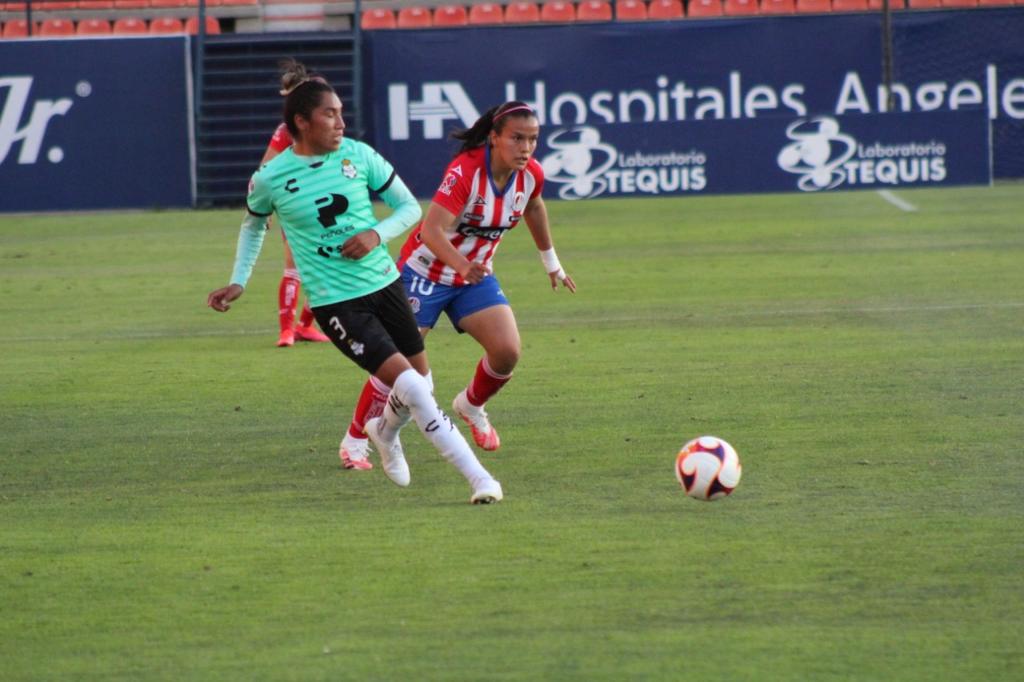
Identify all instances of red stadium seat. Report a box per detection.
[77,1,116,9]
[219,0,257,5]
[36,1,76,9]
[396,6,432,27]
[832,0,866,8]
[469,2,505,23]
[795,0,831,10]
[578,0,613,19]
[906,0,940,5]
[688,0,724,14]
[868,0,905,7]
[976,0,1013,5]
[39,18,76,36]
[724,0,759,12]
[648,0,684,17]
[76,18,112,34]
[2,19,34,38]
[185,15,221,33]
[433,4,469,25]
[361,8,397,29]
[149,16,184,32]
[112,16,148,33]
[113,0,150,8]
[541,0,577,20]
[761,0,795,10]
[505,1,541,21]
[149,0,189,6]
[616,0,649,19]
[940,0,977,5]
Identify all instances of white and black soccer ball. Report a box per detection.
[675,436,742,501]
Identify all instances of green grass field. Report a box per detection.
[2,185,1022,680]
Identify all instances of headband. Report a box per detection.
[492,104,535,123]
[279,77,310,96]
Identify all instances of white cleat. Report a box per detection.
[453,390,501,451]
[470,478,503,505]
[364,417,410,487]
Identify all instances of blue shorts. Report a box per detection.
[401,266,509,333]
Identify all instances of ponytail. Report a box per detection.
[450,101,536,155]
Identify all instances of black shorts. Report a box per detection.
[312,278,425,374]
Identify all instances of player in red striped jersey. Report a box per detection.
[339,101,576,463]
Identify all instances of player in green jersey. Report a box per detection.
[207,61,502,504]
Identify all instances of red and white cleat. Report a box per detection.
[339,433,373,470]
[294,325,330,343]
[452,390,501,451]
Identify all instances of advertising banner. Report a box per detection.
[0,37,193,213]
[366,10,1021,198]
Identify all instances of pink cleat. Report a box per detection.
[339,433,373,470]
[294,325,330,343]
[453,390,501,451]
[277,328,295,347]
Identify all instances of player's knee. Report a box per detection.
[489,342,520,375]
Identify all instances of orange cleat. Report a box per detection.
[452,390,501,451]
[277,328,295,347]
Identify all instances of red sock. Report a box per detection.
[466,356,512,407]
[278,269,300,333]
[298,300,316,328]
[347,376,391,438]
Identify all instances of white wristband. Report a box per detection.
[539,247,562,274]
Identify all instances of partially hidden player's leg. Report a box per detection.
[340,326,431,467]
[369,352,501,503]
[452,304,520,451]
[277,234,300,347]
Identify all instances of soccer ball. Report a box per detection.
[675,436,742,501]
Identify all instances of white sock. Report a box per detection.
[390,369,493,484]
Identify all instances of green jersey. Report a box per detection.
[247,138,406,307]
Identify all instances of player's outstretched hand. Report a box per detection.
[341,230,382,260]
[548,270,576,293]
[207,284,244,312]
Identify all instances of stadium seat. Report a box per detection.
[832,0,866,8]
[77,18,112,34]
[616,0,649,19]
[795,0,831,10]
[577,0,614,20]
[112,16,148,33]
[647,0,684,18]
[148,16,184,32]
[541,0,577,20]
[113,0,150,8]
[469,2,505,23]
[185,15,221,33]
[724,0,759,12]
[688,0,724,14]
[219,0,257,5]
[77,1,116,8]
[433,4,469,25]
[36,1,76,9]
[396,6,432,28]
[361,8,397,29]
[867,0,904,7]
[2,19,33,37]
[39,18,76,36]
[940,0,977,6]
[976,0,1013,5]
[761,0,795,10]
[505,1,541,21]
[907,0,941,6]
[149,0,188,6]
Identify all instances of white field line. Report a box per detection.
[2,302,1023,343]
[877,189,918,212]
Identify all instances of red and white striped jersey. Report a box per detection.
[399,146,544,286]
[268,123,292,153]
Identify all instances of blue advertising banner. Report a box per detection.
[0,37,193,212]
[366,10,1021,198]
[535,110,989,200]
